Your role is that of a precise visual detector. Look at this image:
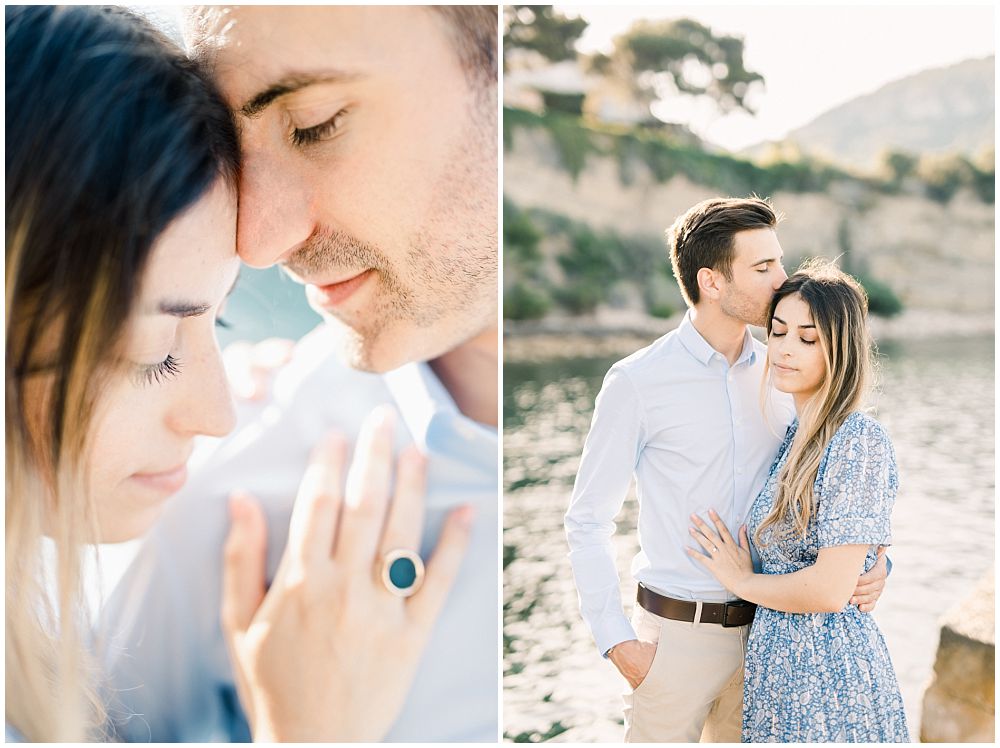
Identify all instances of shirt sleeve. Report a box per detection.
[815,414,898,549]
[564,365,646,656]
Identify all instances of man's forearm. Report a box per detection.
[565,533,637,654]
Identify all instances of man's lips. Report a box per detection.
[306,269,374,308]
[130,463,188,494]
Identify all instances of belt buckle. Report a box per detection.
[721,599,752,627]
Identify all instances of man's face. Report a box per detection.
[717,228,787,327]
[187,7,497,372]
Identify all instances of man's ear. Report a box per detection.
[697,267,723,302]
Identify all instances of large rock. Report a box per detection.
[920,570,994,742]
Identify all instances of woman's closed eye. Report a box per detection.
[134,354,182,387]
[131,314,232,387]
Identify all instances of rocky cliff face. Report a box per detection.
[505,126,994,315]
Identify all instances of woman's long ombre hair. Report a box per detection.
[5,6,239,740]
[755,260,877,545]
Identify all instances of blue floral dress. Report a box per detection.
[743,412,910,742]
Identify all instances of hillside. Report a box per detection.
[745,57,994,173]
[503,111,994,328]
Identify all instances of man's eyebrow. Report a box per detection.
[771,315,815,329]
[155,271,240,318]
[751,255,783,267]
[239,71,365,119]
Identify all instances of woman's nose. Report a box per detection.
[167,342,236,438]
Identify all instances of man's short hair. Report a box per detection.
[431,6,497,84]
[666,196,779,307]
[185,7,498,86]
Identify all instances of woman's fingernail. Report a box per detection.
[373,404,396,430]
[228,493,244,522]
[401,443,426,466]
[456,504,475,528]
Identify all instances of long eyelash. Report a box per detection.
[291,110,346,147]
[215,316,232,330]
[136,354,182,387]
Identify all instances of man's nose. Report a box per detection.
[774,265,789,288]
[236,147,314,269]
[774,265,788,291]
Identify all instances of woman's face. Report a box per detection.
[768,292,826,403]
[87,181,240,542]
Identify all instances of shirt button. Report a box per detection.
[736,467,744,474]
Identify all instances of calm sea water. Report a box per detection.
[216,266,323,348]
[503,334,994,742]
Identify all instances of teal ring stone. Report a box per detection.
[388,556,418,589]
[380,548,424,596]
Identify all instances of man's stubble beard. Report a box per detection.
[283,84,497,372]
[720,284,771,328]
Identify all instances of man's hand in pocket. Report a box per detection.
[609,639,657,689]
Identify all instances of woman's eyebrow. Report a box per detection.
[154,271,240,318]
[156,300,211,318]
[772,315,815,329]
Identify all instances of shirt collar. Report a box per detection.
[382,362,455,450]
[735,328,758,367]
[382,361,496,453]
[677,309,758,367]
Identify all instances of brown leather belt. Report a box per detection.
[637,583,756,627]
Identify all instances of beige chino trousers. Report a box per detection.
[621,603,750,743]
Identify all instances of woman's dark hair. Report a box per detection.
[6,4,239,462]
[5,6,239,740]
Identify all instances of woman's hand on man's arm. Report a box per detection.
[687,509,872,615]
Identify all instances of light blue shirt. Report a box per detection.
[96,324,498,742]
[564,311,795,656]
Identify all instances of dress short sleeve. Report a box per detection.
[815,412,898,548]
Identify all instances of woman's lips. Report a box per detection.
[307,269,374,309]
[773,363,797,373]
[130,464,189,495]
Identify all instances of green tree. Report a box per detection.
[882,150,918,188]
[503,6,588,69]
[603,18,764,119]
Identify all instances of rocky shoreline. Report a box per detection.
[504,310,995,362]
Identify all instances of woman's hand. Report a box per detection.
[220,406,474,742]
[685,508,754,596]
